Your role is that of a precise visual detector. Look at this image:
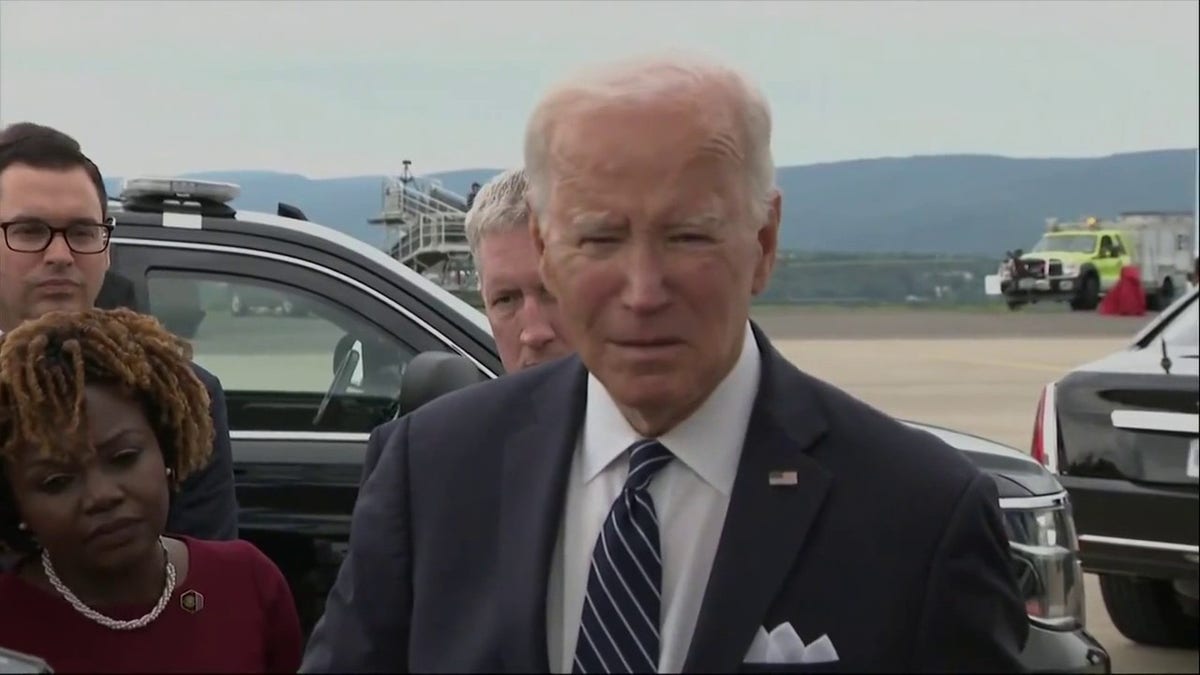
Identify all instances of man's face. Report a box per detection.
[0,164,109,331]
[533,97,780,435]
[478,227,570,372]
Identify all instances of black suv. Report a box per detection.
[99,177,1109,672]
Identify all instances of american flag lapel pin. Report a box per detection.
[769,470,799,486]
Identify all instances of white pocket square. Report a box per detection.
[743,623,840,664]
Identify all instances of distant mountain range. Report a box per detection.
[104,148,1197,256]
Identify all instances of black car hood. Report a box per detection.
[904,421,1063,498]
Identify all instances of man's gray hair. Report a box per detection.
[523,52,776,227]
[464,168,531,264]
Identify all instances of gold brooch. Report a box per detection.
[180,589,204,614]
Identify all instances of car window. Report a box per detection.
[146,270,417,434]
[1032,234,1096,254]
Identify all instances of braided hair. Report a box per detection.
[0,308,212,553]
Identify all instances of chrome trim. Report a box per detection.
[235,210,492,336]
[231,430,371,443]
[1040,381,1060,474]
[1027,615,1079,631]
[111,236,498,379]
[1078,534,1200,554]
[1110,409,1200,435]
[999,493,1069,511]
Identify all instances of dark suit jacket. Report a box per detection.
[302,325,1028,673]
[167,363,239,541]
[95,271,137,311]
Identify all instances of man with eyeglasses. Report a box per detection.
[0,127,114,329]
[0,122,239,544]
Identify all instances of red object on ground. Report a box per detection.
[1099,265,1146,316]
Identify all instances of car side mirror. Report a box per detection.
[397,352,488,416]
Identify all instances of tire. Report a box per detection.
[1071,273,1099,311]
[1006,300,1025,311]
[1099,574,1200,648]
[1147,277,1175,312]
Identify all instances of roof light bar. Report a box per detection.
[120,177,241,205]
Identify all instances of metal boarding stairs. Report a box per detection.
[368,161,479,298]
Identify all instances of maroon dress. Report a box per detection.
[0,536,302,673]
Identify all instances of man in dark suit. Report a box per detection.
[95,269,137,310]
[0,122,238,542]
[302,54,1027,673]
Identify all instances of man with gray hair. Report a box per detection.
[465,168,569,373]
[303,52,1026,673]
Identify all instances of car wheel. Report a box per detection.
[1099,574,1200,648]
[1006,300,1025,311]
[1148,277,1175,311]
[1071,273,1099,311]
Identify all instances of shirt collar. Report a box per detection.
[579,321,761,496]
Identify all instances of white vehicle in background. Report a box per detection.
[986,212,1195,311]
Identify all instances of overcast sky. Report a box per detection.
[1,0,1196,179]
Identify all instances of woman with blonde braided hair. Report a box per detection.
[0,308,301,672]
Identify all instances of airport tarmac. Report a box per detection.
[753,306,1196,674]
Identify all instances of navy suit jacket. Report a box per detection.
[167,363,239,541]
[302,324,1028,673]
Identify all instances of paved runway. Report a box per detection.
[751,304,1153,340]
[752,306,1196,674]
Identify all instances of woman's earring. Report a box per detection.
[17,522,27,531]
[166,468,173,477]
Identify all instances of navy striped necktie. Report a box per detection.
[573,439,674,674]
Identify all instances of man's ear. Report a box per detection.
[529,202,546,257]
[529,204,560,297]
[750,190,781,296]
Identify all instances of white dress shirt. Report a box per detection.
[546,321,761,673]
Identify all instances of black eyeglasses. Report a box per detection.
[0,217,114,254]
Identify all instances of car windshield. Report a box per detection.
[1031,234,1096,254]
[1158,296,1198,353]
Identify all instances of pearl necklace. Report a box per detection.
[41,536,176,631]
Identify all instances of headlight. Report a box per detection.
[1002,494,1086,630]
[1061,264,1079,277]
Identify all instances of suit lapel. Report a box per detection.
[684,326,833,672]
[496,358,589,672]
